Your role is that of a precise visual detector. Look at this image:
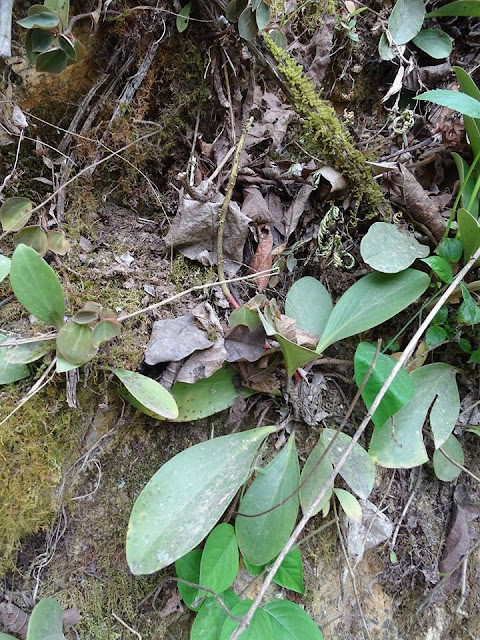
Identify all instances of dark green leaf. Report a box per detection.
[427,1,480,17]
[13,225,48,256]
[35,48,68,73]
[0,334,30,385]
[226,0,248,22]
[425,325,447,348]
[10,244,65,328]
[421,256,453,283]
[273,547,304,594]
[284,276,333,336]
[72,309,98,324]
[46,230,70,255]
[18,11,60,29]
[436,236,463,263]
[30,28,54,53]
[458,337,472,352]
[0,197,33,232]
[452,153,479,219]
[433,435,464,481]
[191,590,241,640]
[262,600,324,639]
[199,523,239,595]
[255,1,271,30]
[412,29,453,58]
[26,597,66,640]
[458,208,480,265]
[175,549,203,611]
[415,90,480,118]
[468,346,480,362]
[388,0,425,44]
[58,34,76,59]
[126,426,276,574]
[67,37,86,65]
[360,222,429,273]
[268,29,287,49]
[176,2,192,33]
[220,601,273,640]
[354,342,414,429]
[433,307,449,325]
[457,282,480,324]
[112,368,178,420]
[238,7,258,41]
[236,433,300,566]
[57,322,98,364]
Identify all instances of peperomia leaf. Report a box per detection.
[26,598,66,640]
[191,589,241,640]
[284,276,333,336]
[0,254,11,283]
[262,600,324,639]
[369,363,459,468]
[226,0,248,22]
[126,425,276,574]
[236,433,300,566]
[30,28,54,53]
[255,1,271,30]
[220,601,273,640]
[388,0,425,45]
[299,438,333,516]
[273,546,304,594]
[415,90,480,118]
[433,435,464,481]
[411,29,453,59]
[316,270,429,353]
[10,244,65,328]
[360,222,429,273]
[199,523,239,596]
[18,10,59,29]
[176,2,191,33]
[112,368,178,420]
[354,342,414,429]
[378,33,396,61]
[320,429,375,499]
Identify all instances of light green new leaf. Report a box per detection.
[26,598,66,640]
[388,0,425,44]
[236,433,300,566]
[191,589,241,640]
[230,305,261,331]
[112,368,178,420]
[273,547,304,594]
[171,367,240,421]
[199,523,239,595]
[415,90,480,118]
[360,223,429,273]
[284,276,333,336]
[370,364,459,468]
[0,334,30,385]
[334,488,362,523]
[220,601,273,640]
[126,425,276,574]
[92,319,120,348]
[427,1,480,17]
[175,549,203,611]
[452,154,479,218]
[354,342,414,429]
[0,254,11,283]
[316,270,429,354]
[0,197,33,232]
[320,429,375,499]
[10,244,65,328]
[262,600,323,639]
[47,230,70,255]
[3,339,55,364]
[412,29,453,59]
[458,208,480,265]
[57,322,97,364]
[433,435,464,482]
[176,2,191,33]
[299,439,333,516]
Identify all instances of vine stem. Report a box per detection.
[216,117,253,308]
[230,243,480,639]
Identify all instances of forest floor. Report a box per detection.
[0,1,480,639]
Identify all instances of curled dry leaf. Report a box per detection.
[241,187,272,224]
[144,314,213,365]
[249,223,273,291]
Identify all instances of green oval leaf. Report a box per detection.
[285,276,333,336]
[26,598,66,640]
[175,549,203,611]
[112,368,178,420]
[35,48,68,74]
[0,254,11,283]
[370,363,459,468]
[0,334,30,385]
[13,225,48,256]
[421,256,453,283]
[354,342,414,429]
[199,523,239,595]
[299,439,333,517]
[92,319,121,348]
[255,1,271,30]
[415,90,480,118]
[10,244,65,328]
[425,325,447,348]
[378,32,396,61]
[427,1,480,17]
[273,546,304,594]
[238,6,258,40]
[262,600,323,639]
[320,429,376,499]
[220,601,273,640]
[226,0,248,21]
[126,425,276,574]
[436,236,463,263]
[171,367,240,422]
[316,270,430,354]
[30,28,54,53]
[57,322,98,364]
[72,309,98,324]
[412,29,453,59]
[176,2,191,33]
[236,433,300,566]
[18,11,60,29]
[333,488,362,523]
[191,589,241,640]
[388,0,425,45]
[433,435,464,481]
[0,197,33,232]
[58,33,76,59]
[268,29,287,49]
[360,223,429,273]
[56,355,79,373]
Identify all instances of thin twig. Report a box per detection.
[217,117,253,307]
[170,578,242,621]
[111,612,142,639]
[0,129,23,194]
[438,446,480,484]
[230,243,480,639]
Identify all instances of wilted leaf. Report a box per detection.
[126,425,276,574]
[388,0,425,45]
[285,277,333,336]
[112,368,178,420]
[412,29,453,59]
[0,197,33,232]
[13,225,48,256]
[144,314,213,365]
[360,222,429,273]
[47,230,70,255]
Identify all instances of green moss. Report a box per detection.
[170,254,217,293]
[264,34,386,217]
[0,383,88,576]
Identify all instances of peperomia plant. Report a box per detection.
[0,597,67,640]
